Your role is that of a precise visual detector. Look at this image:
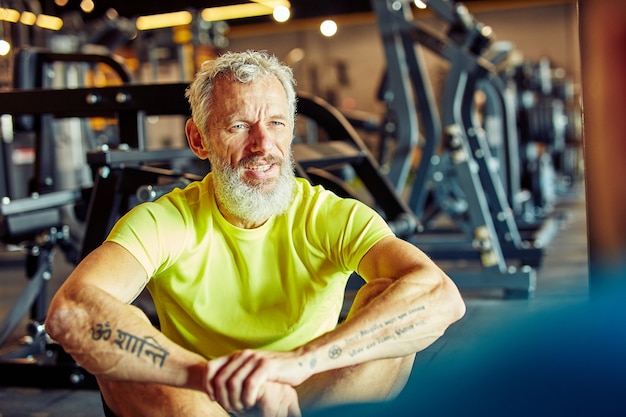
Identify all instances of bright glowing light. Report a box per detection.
[201,1,290,22]
[136,11,193,30]
[0,8,21,22]
[414,0,427,9]
[202,3,271,22]
[36,14,64,30]
[20,11,36,25]
[273,5,290,22]
[80,0,95,13]
[0,39,10,56]
[55,0,69,6]
[320,19,337,37]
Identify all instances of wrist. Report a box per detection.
[185,362,210,392]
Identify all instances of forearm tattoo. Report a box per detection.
[327,305,427,360]
[91,322,169,368]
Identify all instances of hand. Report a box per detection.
[204,349,310,414]
[240,381,301,417]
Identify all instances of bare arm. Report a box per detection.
[205,235,466,410]
[304,235,466,366]
[46,241,209,390]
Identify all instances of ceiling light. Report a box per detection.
[414,0,427,9]
[320,19,337,37]
[36,14,64,30]
[201,1,289,22]
[273,5,290,22]
[0,8,21,23]
[20,11,36,25]
[136,11,193,30]
[0,39,10,56]
[80,0,95,13]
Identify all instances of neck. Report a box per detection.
[215,198,269,229]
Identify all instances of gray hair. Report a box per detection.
[185,50,297,139]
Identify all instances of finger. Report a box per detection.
[211,357,243,411]
[288,401,302,417]
[205,357,230,400]
[226,355,262,412]
[214,350,265,412]
[241,359,272,409]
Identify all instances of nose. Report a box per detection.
[248,123,273,154]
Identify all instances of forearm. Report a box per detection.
[46,284,207,390]
[297,269,465,374]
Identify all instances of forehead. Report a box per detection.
[212,74,288,108]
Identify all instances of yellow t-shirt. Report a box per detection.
[106,174,392,359]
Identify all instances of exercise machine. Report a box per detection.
[0,61,421,386]
[373,0,545,296]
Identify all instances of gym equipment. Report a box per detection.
[0,62,421,386]
[8,48,132,197]
[505,57,582,208]
[0,48,138,389]
[0,190,94,388]
[373,0,545,296]
[0,76,202,388]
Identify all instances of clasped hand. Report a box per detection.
[205,349,310,417]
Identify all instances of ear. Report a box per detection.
[186,119,210,160]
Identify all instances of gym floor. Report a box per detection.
[0,183,589,417]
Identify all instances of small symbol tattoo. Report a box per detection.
[328,344,342,359]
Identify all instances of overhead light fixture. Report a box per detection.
[80,0,95,13]
[36,14,64,30]
[414,0,427,9]
[0,8,21,23]
[201,1,290,22]
[136,10,193,30]
[273,5,290,22]
[0,9,63,30]
[320,19,337,37]
[0,39,10,56]
[20,11,36,25]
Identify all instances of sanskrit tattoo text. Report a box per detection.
[91,322,169,368]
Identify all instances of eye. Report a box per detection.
[229,123,248,131]
[269,120,286,128]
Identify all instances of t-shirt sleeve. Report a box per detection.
[309,190,394,274]
[105,200,187,278]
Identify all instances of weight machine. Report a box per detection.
[0,190,94,388]
[372,0,548,296]
[0,57,420,386]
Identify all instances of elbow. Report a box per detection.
[451,290,466,323]
[45,306,66,343]
[46,295,80,348]
[442,274,466,325]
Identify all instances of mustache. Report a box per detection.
[237,154,284,168]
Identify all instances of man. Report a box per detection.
[46,50,465,417]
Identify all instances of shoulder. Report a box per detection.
[289,177,390,233]
[292,177,352,208]
[291,177,376,216]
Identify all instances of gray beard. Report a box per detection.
[210,153,296,225]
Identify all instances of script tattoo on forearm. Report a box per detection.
[90,322,169,368]
[341,305,427,358]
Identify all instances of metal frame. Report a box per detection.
[373,0,541,295]
[0,73,424,387]
[0,190,95,389]
[9,48,133,196]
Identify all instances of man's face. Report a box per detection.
[206,75,294,190]
[204,75,296,226]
